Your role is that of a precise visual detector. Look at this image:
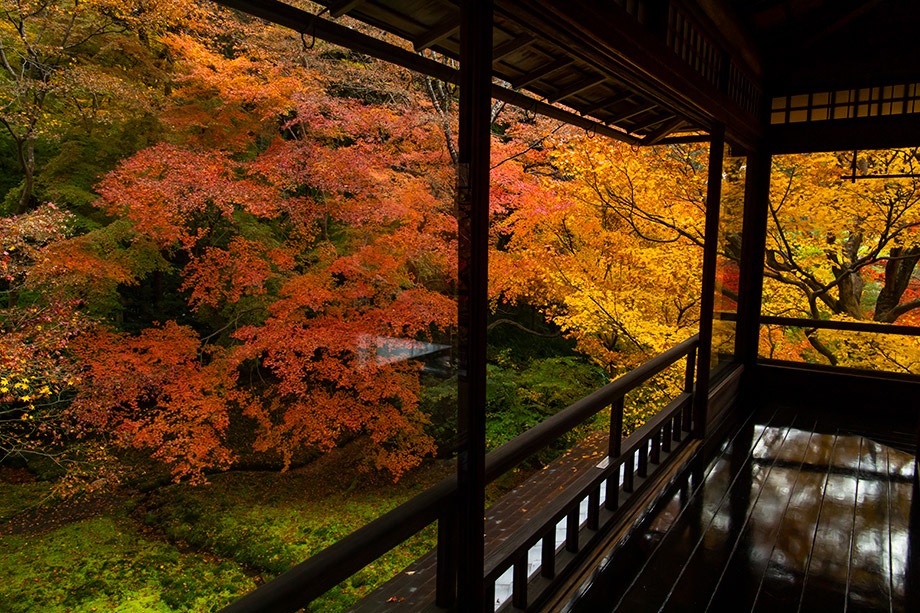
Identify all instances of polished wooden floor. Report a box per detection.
[568,409,919,612]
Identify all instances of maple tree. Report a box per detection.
[760,148,920,371]
[492,136,710,373]
[11,18,464,481]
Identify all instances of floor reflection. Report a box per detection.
[569,412,918,612]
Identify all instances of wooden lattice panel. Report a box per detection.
[771,84,920,125]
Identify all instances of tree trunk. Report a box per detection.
[874,246,920,322]
[834,268,864,318]
[830,230,864,318]
[15,138,35,215]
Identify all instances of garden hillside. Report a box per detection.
[3,1,920,610]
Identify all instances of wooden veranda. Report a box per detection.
[212,1,920,611]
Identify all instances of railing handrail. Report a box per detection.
[759,314,920,337]
[220,333,700,613]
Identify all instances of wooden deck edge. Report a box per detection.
[540,394,746,613]
[536,439,702,613]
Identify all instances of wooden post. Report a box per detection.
[455,1,492,610]
[735,147,772,370]
[695,124,725,439]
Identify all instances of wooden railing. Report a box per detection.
[220,334,700,612]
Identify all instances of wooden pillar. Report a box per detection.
[694,123,725,439]
[735,146,772,369]
[456,1,492,610]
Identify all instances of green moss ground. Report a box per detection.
[0,459,454,612]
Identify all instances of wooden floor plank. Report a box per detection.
[798,431,859,612]
[570,406,915,613]
[609,420,782,612]
[887,447,915,611]
[751,429,835,612]
[705,422,817,612]
[846,438,893,612]
[658,420,801,613]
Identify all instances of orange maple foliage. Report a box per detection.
[72,322,242,481]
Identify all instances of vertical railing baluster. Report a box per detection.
[651,429,661,465]
[684,346,696,434]
[436,510,457,607]
[605,461,620,510]
[662,418,672,452]
[684,346,696,393]
[607,396,625,514]
[609,396,624,459]
[624,452,635,493]
[638,441,648,478]
[512,558,528,609]
[588,488,600,530]
[485,581,495,613]
[566,508,579,552]
[674,413,683,442]
[541,533,555,579]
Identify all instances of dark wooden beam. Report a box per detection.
[694,123,726,439]
[642,116,686,145]
[759,316,920,337]
[769,114,920,154]
[607,103,657,126]
[492,32,534,63]
[548,74,606,104]
[581,91,633,116]
[735,146,771,370]
[511,57,574,89]
[656,133,710,144]
[414,18,460,52]
[328,0,365,18]
[490,85,639,144]
[633,113,677,134]
[802,0,883,47]
[678,0,763,80]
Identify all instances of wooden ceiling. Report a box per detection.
[213,0,920,153]
[737,0,920,93]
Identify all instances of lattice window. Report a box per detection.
[771,84,920,125]
[727,62,761,117]
[612,0,644,20]
[667,6,722,88]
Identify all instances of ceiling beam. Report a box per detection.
[413,18,460,52]
[581,91,634,116]
[769,115,920,154]
[677,0,763,80]
[607,103,657,126]
[803,0,883,46]
[656,133,710,145]
[641,116,686,145]
[492,33,534,63]
[328,0,365,19]
[511,57,574,90]
[548,74,606,104]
